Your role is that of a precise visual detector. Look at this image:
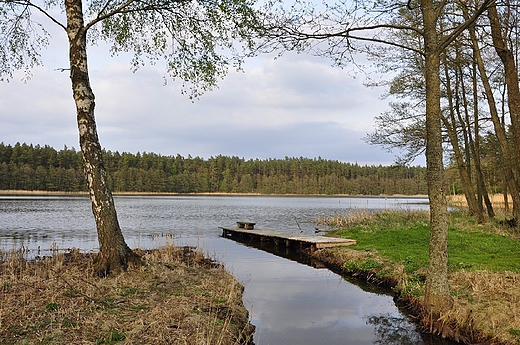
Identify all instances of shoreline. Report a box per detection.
[307,248,454,340]
[0,189,429,198]
[308,247,500,344]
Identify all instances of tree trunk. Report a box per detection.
[475,156,495,218]
[488,4,520,222]
[471,61,494,218]
[421,0,452,318]
[504,183,510,213]
[468,14,520,222]
[441,115,484,223]
[65,0,140,276]
[441,56,485,223]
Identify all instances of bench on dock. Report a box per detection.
[237,221,256,230]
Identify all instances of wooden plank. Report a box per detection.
[219,226,356,249]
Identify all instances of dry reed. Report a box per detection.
[316,209,376,229]
[0,246,254,345]
[447,194,513,216]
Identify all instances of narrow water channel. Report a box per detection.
[0,195,459,344]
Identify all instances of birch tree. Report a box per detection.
[1,0,261,276]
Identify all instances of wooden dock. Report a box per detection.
[220,225,356,251]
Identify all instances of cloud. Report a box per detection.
[0,66,76,147]
[0,41,411,165]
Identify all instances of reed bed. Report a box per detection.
[0,246,254,345]
[316,209,376,229]
[316,209,430,230]
[447,194,513,216]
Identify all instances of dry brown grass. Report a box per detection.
[316,210,376,229]
[443,270,520,344]
[447,194,512,215]
[0,246,254,345]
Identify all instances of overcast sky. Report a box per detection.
[0,23,423,166]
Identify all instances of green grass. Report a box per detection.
[97,330,126,344]
[329,210,520,273]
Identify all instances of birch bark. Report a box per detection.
[65,0,140,276]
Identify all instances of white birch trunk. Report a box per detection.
[65,0,139,276]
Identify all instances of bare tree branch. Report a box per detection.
[2,0,66,30]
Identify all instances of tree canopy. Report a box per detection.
[1,0,261,96]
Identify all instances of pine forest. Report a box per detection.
[0,142,431,195]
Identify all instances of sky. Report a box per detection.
[0,16,423,166]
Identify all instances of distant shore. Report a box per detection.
[0,189,428,198]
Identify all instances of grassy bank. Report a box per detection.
[314,209,520,344]
[0,246,254,345]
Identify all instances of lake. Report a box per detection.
[0,195,457,344]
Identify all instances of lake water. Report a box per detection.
[0,195,457,344]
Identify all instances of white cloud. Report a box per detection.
[0,37,414,165]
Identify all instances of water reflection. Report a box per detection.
[367,314,424,344]
[366,314,457,345]
[225,241,429,345]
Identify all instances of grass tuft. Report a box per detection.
[45,302,61,311]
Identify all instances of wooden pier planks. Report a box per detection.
[220,226,356,249]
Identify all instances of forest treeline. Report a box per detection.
[0,142,429,195]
